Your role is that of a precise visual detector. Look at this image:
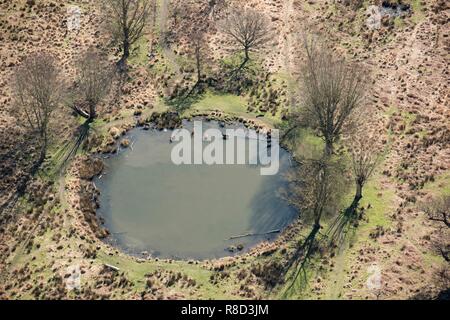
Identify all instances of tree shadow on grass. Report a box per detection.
[0,120,92,219]
[280,223,322,298]
[164,87,205,113]
[51,120,93,173]
[326,209,358,249]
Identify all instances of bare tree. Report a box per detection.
[421,195,450,262]
[284,157,346,287]
[348,132,381,210]
[296,158,346,233]
[422,195,450,228]
[192,31,207,84]
[222,8,270,71]
[71,49,114,122]
[327,132,380,245]
[294,37,367,156]
[13,53,64,170]
[173,31,210,104]
[104,0,152,67]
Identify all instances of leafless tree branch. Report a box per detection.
[294,36,368,156]
[73,48,114,121]
[13,52,64,172]
[221,8,271,72]
[103,0,152,68]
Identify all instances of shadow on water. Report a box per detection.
[248,153,298,237]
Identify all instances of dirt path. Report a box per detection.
[279,0,295,74]
[159,0,181,76]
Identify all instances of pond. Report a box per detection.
[95,120,297,260]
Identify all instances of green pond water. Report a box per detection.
[95,120,297,260]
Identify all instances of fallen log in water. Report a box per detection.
[227,229,281,240]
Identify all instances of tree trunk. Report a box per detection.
[236,48,250,71]
[123,38,130,60]
[346,181,363,217]
[312,222,321,235]
[325,139,333,156]
[118,38,130,71]
[32,130,48,176]
[244,48,250,62]
[88,101,96,121]
[355,181,363,201]
[123,39,130,61]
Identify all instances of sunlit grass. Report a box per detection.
[422,172,450,196]
[190,91,247,114]
[129,36,150,67]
